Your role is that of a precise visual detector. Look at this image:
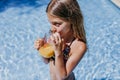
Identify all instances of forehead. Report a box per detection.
[47,13,68,23]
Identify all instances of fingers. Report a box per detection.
[56,33,61,43]
[34,39,44,50]
[50,32,62,46]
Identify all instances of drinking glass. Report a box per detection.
[38,32,54,58]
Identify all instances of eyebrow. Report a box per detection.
[50,20,62,24]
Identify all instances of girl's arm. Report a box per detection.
[50,33,87,79]
[55,41,86,79]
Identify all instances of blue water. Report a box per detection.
[0,0,120,80]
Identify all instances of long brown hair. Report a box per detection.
[46,0,86,43]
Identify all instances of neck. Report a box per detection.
[64,35,75,46]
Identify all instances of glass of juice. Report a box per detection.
[39,32,54,58]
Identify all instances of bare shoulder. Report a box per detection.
[70,39,87,55]
[66,39,87,74]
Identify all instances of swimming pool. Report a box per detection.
[0,0,120,80]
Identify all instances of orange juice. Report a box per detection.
[39,43,54,58]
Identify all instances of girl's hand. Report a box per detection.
[34,38,50,64]
[34,38,44,50]
[50,32,64,56]
[42,57,50,64]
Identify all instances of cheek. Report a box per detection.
[58,26,70,37]
[57,22,71,36]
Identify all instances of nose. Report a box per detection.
[50,27,57,33]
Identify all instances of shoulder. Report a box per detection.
[70,39,87,55]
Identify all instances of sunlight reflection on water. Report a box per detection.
[0,0,120,80]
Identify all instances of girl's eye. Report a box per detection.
[55,23,60,27]
[53,23,61,27]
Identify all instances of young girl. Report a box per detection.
[34,0,87,80]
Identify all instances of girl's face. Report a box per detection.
[47,13,72,39]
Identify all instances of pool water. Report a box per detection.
[0,0,120,80]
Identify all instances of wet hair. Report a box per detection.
[46,0,86,43]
